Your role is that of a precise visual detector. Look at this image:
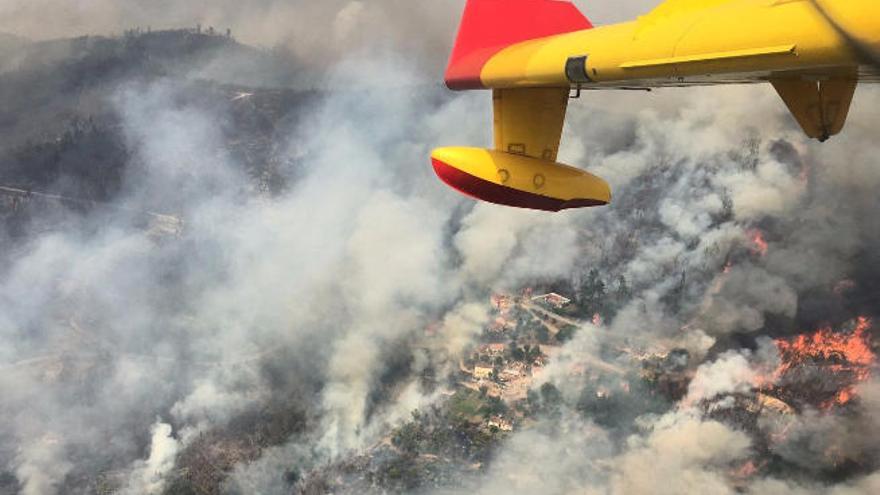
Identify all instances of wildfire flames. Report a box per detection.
[762,317,875,409]
[748,229,769,257]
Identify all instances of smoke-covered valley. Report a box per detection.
[1,1,879,494]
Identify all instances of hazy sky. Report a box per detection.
[0,0,663,86]
[0,0,662,44]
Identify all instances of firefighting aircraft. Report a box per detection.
[431,0,880,212]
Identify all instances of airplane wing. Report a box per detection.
[432,0,880,211]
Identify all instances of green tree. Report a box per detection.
[539,382,564,417]
[556,325,576,343]
[523,345,543,363]
[536,325,551,344]
[579,268,607,316]
[392,421,423,455]
[480,396,508,418]
[510,344,525,362]
[616,275,631,302]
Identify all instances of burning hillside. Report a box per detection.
[1,3,880,495]
[765,317,875,410]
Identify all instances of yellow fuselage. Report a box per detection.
[481,0,880,89]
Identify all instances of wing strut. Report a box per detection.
[493,88,569,161]
[771,71,858,141]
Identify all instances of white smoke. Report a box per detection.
[684,351,760,405]
[13,433,71,495]
[610,412,752,495]
[121,422,181,495]
[2,1,880,494]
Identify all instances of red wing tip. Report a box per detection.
[443,56,488,90]
[444,0,592,93]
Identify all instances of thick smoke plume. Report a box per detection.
[1,1,879,494]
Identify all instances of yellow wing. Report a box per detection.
[433,0,880,211]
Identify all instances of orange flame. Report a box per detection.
[732,460,759,479]
[834,388,853,405]
[775,317,874,375]
[770,317,874,407]
[748,229,769,257]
